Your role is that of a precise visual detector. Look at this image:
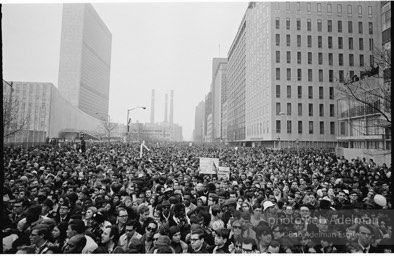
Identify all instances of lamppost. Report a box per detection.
[127,107,146,143]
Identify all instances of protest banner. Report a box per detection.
[199,157,219,174]
[217,166,230,180]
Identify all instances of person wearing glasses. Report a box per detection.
[187,228,213,253]
[29,224,51,253]
[118,219,142,251]
[241,237,259,253]
[116,208,129,236]
[140,219,158,253]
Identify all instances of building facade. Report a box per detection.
[58,3,112,119]
[223,1,381,148]
[3,81,103,145]
[227,15,246,144]
[193,100,205,142]
[211,58,228,142]
[335,1,390,165]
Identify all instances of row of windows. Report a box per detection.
[275,19,373,35]
[275,67,374,83]
[275,34,374,50]
[276,52,371,67]
[275,102,335,117]
[275,85,334,100]
[275,2,373,17]
[276,120,335,135]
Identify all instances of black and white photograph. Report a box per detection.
[2,0,392,254]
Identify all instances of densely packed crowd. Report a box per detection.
[2,142,393,253]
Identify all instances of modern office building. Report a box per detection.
[3,81,102,145]
[223,1,381,148]
[211,58,228,142]
[58,3,112,120]
[193,100,205,142]
[227,15,246,144]
[335,2,390,165]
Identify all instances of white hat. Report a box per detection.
[263,201,275,211]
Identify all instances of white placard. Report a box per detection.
[199,157,219,174]
[217,166,230,180]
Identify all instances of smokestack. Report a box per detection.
[164,93,168,122]
[169,90,174,124]
[150,89,155,123]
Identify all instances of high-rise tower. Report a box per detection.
[58,3,112,119]
[150,89,155,123]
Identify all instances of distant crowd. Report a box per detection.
[2,142,393,253]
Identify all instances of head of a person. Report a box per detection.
[241,237,257,253]
[267,240,281,253]
[356,224,374,247]
[85,206,97,220]
[317,216,329,233]
[117,208,129,224]
[138,205,150,222]
[190,228,205,251]
[168,225,181,244]
[242,201,251,212]
[67,219,85,238]
[240,212,251,230]
[299,205,311,218]
[214,228,230,247]
[255,225,272,245]
[13,199,27,215]
[63,234,86,253]
[125,219,137,238]
[232,220,243,235]
[101,225,119,244]
[145,220,158,239]
[29,224,50,245]
[52,221,68,240]
[271,225,285,240]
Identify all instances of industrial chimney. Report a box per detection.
[164,93,168,122]
[169,90,174,124]
[150,89,155,123]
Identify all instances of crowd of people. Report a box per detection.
[2,141,393,253]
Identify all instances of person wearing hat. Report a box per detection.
[159,200,173,226]
[221,198,237,228]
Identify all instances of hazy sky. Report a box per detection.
[3,2,247,141]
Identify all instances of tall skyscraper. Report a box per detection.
[58,3,112,119]
[150,89,155,123]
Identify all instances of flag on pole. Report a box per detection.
[140,140,150,158]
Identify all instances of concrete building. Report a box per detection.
[193,100,205,142]
[204,92,213,141]
[224,1,381,149]
[335,1,390,165]
[227,15,246,144]
[58,3,112,120]
[133,122,183,142]
[211,58,228,142]
[3,81,102,145]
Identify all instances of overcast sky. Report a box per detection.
[3,2,247,141]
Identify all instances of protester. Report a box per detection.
[1,142,392,253]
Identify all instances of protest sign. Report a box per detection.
[199,157,219,174]
[217,166,230,180]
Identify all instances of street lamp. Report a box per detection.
[126,106,146,143]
